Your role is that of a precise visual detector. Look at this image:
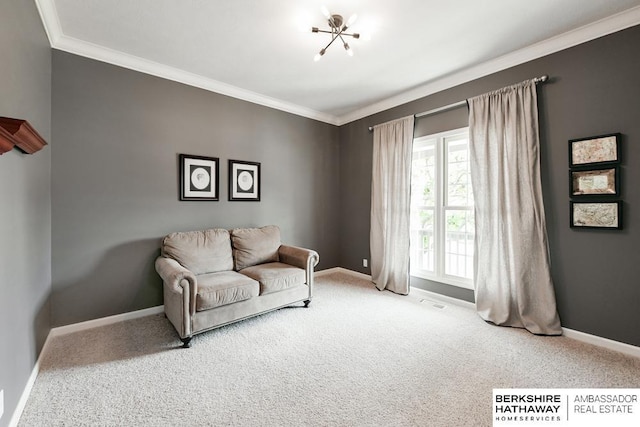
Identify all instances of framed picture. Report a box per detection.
[229,159,260,201]
[570,167,619,197]
[569,133,620,167]
[179,154,219,201]
[570,201,622,229]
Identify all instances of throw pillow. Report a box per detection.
[231,225,281,270]
[162,228,233,275]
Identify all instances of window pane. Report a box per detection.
[411,140,436,207]
[410,208,435,274]
[410,128,474,288]
[446,137,473,207]
[444,209,475,279]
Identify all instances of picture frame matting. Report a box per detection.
[228,159,261,201]
[179,153,219,201]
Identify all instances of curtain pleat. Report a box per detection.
[370,116,415,295]
[468,80,562,335]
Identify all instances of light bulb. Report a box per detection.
[344,43,353,56]
[321,6,331,19]
[346,14,358,28]
[314,49,326,62]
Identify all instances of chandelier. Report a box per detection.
[311,8,360,61]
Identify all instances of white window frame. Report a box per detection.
[410,127,474,290]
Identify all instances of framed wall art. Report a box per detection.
[179,154,219,201]
[568,133,620,167]
[570,201,622,229]
[570,167,619,197]
[229,159,260,201]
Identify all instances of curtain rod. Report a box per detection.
[368,75,549,132]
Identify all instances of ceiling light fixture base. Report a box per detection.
[312,11,360,61]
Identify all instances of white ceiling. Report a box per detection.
[36,0,640,125]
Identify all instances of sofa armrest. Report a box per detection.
[278,245,319,270]
[155,256,197,315]
[279,245,319,301]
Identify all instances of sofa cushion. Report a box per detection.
[162,229,233,275]
[196,271,259,311]
[240,262,305,295]
[231,225,281,271]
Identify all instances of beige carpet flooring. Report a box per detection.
[18,271,640,426]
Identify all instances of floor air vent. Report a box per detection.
[420,299,446,309]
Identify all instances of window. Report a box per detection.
[410,127,474,289]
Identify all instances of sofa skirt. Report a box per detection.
[192,283,310,334]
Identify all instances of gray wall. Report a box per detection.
[0,1,52,425]
[3,13,639,425]
[51,51,340,326]
[339,25,640,347]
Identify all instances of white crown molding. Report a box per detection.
[336,5,640,126]
[55,34,341,125]
[34,1,339,126]
[34,0,62,46]
[35,1,640,127]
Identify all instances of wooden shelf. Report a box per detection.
[0,117,48,155]
[0,125,17,155]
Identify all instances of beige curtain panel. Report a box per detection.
[370,116,415,295]
[468,80,562,335]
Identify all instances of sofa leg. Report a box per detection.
[181,337,192,348]
[304,299,311,308]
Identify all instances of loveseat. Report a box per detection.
[155,225,319,347]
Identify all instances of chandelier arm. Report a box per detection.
[338,33,353,56]
[314,29,358,38]
[338,33,348,45]
[321,32,340,52]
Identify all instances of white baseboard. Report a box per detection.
[50,305,164,337]
[316,266,371,281]
[9,305,165,425]
[410,286,476,310]
[10,273,639,424]
[562,327,640,359]
[318,267,640,358]
[411,288,640,358]
[9,333,52,427]
[317,267,476,310]
[314,267,343,277]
